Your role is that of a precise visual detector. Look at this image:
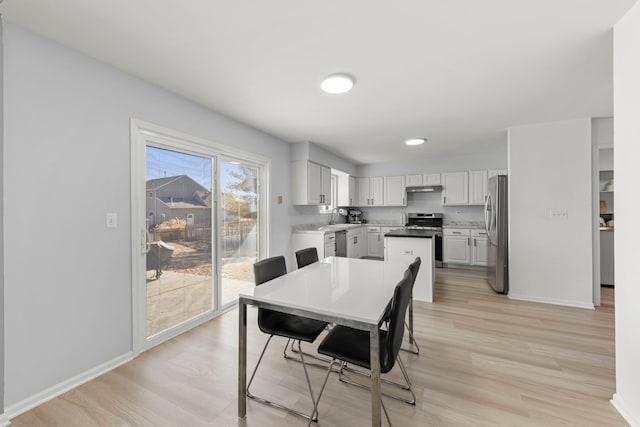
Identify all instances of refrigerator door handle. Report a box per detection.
[484,193,492,234]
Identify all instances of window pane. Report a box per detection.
[145,146,213,337]
[220,160,258,305]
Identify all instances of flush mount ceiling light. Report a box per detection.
[405,138,426,146]
[321,74,355,94]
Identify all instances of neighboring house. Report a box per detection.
[146,175,212,227]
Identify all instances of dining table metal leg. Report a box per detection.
[369,326,381,427]
[238,301,247,418]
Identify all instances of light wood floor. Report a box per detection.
[11,269,626,426]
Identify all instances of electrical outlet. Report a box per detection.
[548,210,568,220]
[277,195,283,204]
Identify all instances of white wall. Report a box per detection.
[612,3,640,425]
[3,23,293,407]
[508,118,595,308]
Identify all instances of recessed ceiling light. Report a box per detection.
[405,138,426,146]
[321,74,355,94]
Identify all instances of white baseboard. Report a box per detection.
[507,293,595,309]
[612,393,640,427]
[5,352,133,421]
[0,413,10,427]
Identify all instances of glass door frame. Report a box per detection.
[130,119,270,355]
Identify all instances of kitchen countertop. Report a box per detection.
[384,229,436,238]
[292,222,404,234]
[443,222,485,229]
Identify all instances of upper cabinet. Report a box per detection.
[406,173,441,187]
[442,171,469,205]
[442,170,496,205]
[383,176,406,206]
[337,174,357,206]
[357,176,384,206]
[469,170,488,205]
[291,161,331,205]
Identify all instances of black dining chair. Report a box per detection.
[309,269,416,426]
[404,257,422,355]
[295,247,319,269]
[247,256,329,421]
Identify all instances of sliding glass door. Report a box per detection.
[131,120,270,352]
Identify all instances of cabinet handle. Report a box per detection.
[443,196,447,204]
[371,198,374,205]
[453,231,462,235]
[474,238,477,246]
[468,237,472,246]
[402,197,405,205]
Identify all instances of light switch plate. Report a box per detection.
[106,213,118,228]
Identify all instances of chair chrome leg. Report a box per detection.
[247,335,319,422]
[396,355,417,405]
[338,359,416,405]
[400,320,420,355]
[307,358,336,427]
[285,339,342,373]
[380,397,393,427]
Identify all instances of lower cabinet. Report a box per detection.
[366,226,383,258]
[443,228,488,266]
[470,230,488,266]
[347,228,364,258]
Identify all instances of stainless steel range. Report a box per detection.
[406,213,443,267]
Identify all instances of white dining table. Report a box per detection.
[238,256,408,427]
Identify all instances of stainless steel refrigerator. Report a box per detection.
[484,175,508,294]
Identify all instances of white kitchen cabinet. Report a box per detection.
[423,173,441,185]
[406,174,423,187]
[347,227,364,258]
[291,231,335,266]
[291,161,331,205]
[443,228,488,266]
[383,175,406,206]
[443,228,471,264]
[469,170,488,205]
[337,174,357,206]
[470,229,488,266]
[442,171,469,205]
[366,226,383,258]
[406,173,441,187]
[356,177,384,206]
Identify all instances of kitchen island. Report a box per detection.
[384,229,436,302]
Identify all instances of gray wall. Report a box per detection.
[0,16,6,417]
[508,118,594,308]
[3,22,292,407]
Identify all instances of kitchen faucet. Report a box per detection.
[329,208,337,225]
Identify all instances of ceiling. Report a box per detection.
[1,0,636,165]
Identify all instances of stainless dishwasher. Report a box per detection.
[335,230,347,257]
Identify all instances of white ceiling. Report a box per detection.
[1,0,636,165]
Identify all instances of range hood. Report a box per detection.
[406,185,443,193]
